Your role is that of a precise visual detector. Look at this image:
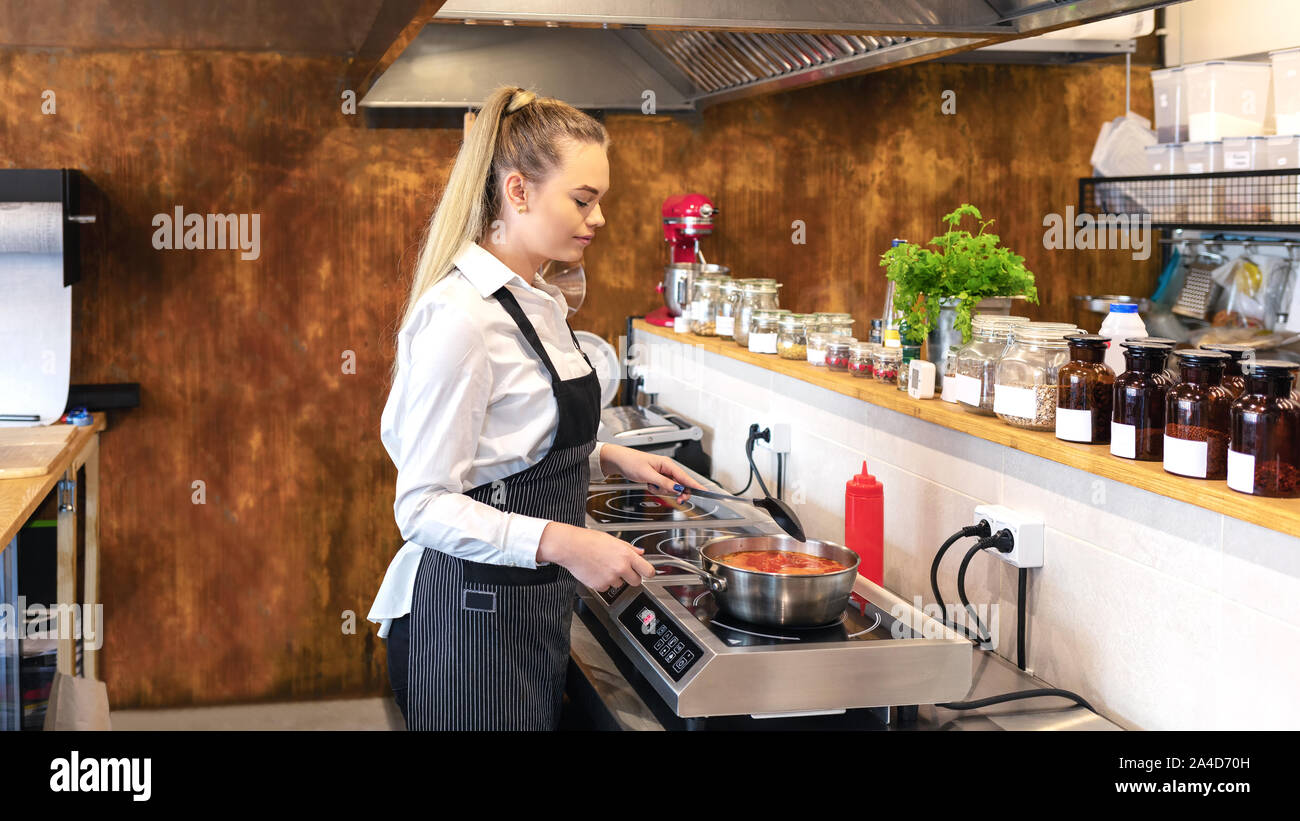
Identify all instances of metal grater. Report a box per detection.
[1171,261,1221,320]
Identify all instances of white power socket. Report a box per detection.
[753,423,792,454]
[973,504,1044,569]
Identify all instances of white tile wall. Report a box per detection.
[641,332,1300,730]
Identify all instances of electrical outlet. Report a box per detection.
[754,423,791,454]
[973,504,1044,569]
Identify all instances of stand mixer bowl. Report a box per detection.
[663,262,730,317]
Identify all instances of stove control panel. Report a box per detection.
[618,594,702,682]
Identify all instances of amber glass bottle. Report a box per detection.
[1164,350,1233,479]
[1112,342,1172,461]
[1228,360,1300,497]
[1057,335,1114,444]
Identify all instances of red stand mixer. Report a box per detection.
[647,193,727,327]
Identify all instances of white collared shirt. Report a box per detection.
[366,241,606,639]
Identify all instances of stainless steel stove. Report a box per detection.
[578,467,973,720]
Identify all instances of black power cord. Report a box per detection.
[729,425,773,497]
[1017,567,1028,672]
[937,689,1097,714]
[957,529,1014,645]
[929,522,991,642]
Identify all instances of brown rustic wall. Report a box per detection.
[0,45,1155,707]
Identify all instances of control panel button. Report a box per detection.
[673,657,688,673]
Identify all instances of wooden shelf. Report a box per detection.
[633,319,1300,538]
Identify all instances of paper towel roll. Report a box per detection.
[0,202,70,427]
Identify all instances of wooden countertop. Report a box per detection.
[634,319,1300,538]
[0,413,107,549]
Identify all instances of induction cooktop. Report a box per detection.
[585,487,749,528]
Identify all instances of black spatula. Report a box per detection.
[649,483,807,543]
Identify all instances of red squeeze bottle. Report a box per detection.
[844,462,884,598]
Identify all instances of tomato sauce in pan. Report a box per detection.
[716,549,848,575]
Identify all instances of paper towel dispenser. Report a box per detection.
[0,168,95,287]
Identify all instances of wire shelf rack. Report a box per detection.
[1079,169,1300,232]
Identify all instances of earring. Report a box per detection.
[517,204,526,213]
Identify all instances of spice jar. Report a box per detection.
[1228,360,1300,497]
[1055,334,1115,443]
[993,322,1078,430]
[824,337,858,372]
[1111,342,1173,461]
[713,279,743,339]
[849,342,874,378]
[873,346,902,384]
[776,313,812,360]
[898,344,921,393]
[1199,343,1253,399]
[953,315,1030,415]
[806,332,831,366]
[734,280,781,348]
[1164,349,1233,479]
[869,319,884,345]
[748,310,782,354]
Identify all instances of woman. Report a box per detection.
[367,85,705,731]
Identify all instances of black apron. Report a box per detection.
[403,284,601,730]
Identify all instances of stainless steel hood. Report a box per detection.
[360,0,1180,112]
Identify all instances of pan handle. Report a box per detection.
[646,556,728,593]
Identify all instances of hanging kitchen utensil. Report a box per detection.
[538,258,586,317]
[649,482,807,543]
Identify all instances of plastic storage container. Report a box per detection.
[1143,142,1187,222]
[1228,360,1300,497]
[1111,341,1173,461]
[1262,135,1300,223]
[1222,136,1269,222]
[1271,47,1300,135]
[1056,334,1115,444]
[953,315,1029,416]
[994,322,1079,431]
[1185,61,1273,142]
[1164,349,1233,479]
[1181,140,1222,223]
[1151,66,1188,143]
[1098,303,1147,376]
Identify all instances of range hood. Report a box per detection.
[360,0,1177,112]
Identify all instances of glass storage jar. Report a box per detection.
[713,279,743,339]
[1111,341,1173,461]
[687,275,727,336]
[1228,360,1300,497]
[806,332,831,366]
[824,337,857,372]
[953,315,1030,415]
[776,313,812,360]
[1199,342,1253,399]
[993,322,1078,430]
[1164,349,1233,479]
[815,313,856,337]
[748,310,782,354]
[734,281,781,348]
[898,344,921,393]
[1055,334,1115,444]
[849,342,874,378]
[873,346,902,384]
[1127,337,1179,386]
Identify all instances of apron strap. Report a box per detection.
[492,285,563,385]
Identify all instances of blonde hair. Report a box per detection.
[396,85,609,345]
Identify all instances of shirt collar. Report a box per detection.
[454,241,536,299]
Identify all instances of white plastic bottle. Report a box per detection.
[1098,303,1147,376]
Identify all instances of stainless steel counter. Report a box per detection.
[567,612,1120,731]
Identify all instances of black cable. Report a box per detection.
[748,444,772,499]
[956,541,995,645]
[728,427,759,496]
[1017,567,1027,671]
[929,523,990,642]
[775,453,784,500]
[937,688,1096,715]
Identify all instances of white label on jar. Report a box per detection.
[1227,449,1255,494]
[1111,422,1136,458]
[715,315,734,337]
[953,373,981,406]
[1055,407,1095,442]
[1163,434,1208,478]
[993,384,1036,418]
[689,300,705,321]
[806,346,822,365]
[748,332,777,355]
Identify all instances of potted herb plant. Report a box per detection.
[879,204,1039,383]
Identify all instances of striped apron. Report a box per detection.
[402,284,601,731]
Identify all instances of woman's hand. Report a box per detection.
[600,444,707,504]
[537,522,655,590]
